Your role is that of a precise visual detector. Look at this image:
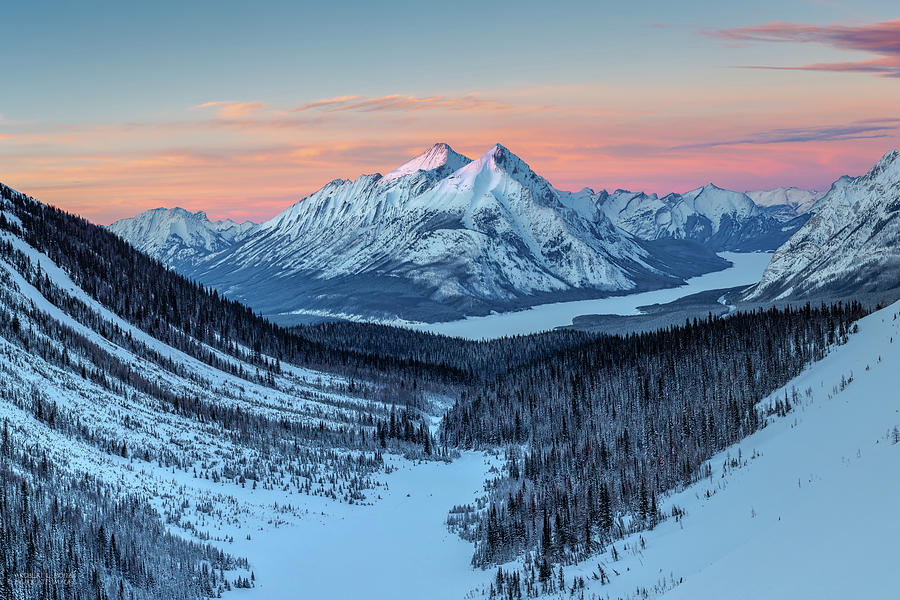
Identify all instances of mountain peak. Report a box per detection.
[873,148,900,171]
[431,143,545,196]
[382,142,470,181]
[468,143,530,175]
[879,148,900,164]
[864,148,900,182]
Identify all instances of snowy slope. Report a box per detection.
[0,183,460,596]
[507,300,900,600]
[182,144,726,322]
[234,452,501,600]
[746,150,900,302]
[108,206,256,268]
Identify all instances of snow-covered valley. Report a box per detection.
[1,179,896,600]
[174,298,900,600]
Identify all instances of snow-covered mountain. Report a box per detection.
[584,184,809,251]
[178,143,726,322]
[108,206,256,268]
[745,186,824,221]
[382,141,471,181]
[745,150,900,302]
[109,143,823,322]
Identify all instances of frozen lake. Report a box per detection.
[402,252,773,340]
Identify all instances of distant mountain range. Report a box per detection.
[587,183,815,252]
[745,186,825,221]
[745,151,900,303]
[108,143,822,322]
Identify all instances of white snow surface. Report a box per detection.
[396,252,772,339]
[232,452,500,600]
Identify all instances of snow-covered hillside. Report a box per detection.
[496,300,900,600]
[746,150,900,302]
[0,182,450,597]
[108,206,256,268]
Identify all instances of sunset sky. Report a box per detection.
[2,1,899,224]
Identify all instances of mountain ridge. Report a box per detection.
[745,149,900,302]
[108,143,820,321]
[110,144,736,322]
[108,205,256,269]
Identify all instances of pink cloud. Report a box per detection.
[710,18,900,77]
[671,118,900,150]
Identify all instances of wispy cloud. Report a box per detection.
[672,118,900,150]
[293,93,507,114]
[291,96,361,112]
[709,18,900,77]
[192,101,268,118]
